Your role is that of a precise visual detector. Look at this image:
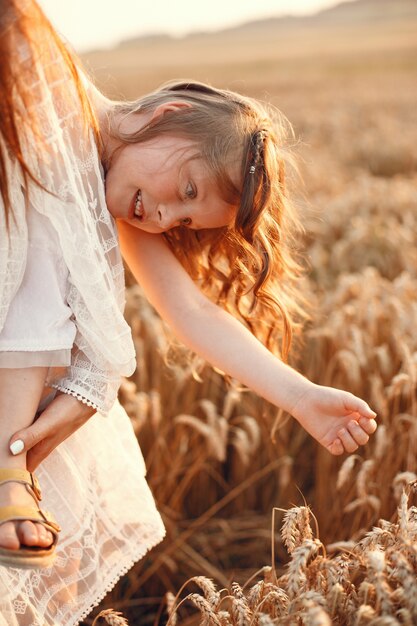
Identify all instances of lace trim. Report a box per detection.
[51,385,100,412]
[71,526,166,626]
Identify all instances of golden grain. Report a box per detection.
[91,609,129,626]
[83,13,417,624]
[281,506,313,555]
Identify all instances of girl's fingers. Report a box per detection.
[328,437,344,456]
[344,394,377,420]
[358,417,378,435]
[347,420,369,446]
[337,427,359,453]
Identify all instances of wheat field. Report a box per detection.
[81,6,417,625]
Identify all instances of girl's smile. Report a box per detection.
[133,190,145,220]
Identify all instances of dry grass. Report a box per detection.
[93,484,417,625]
[82,8,417,626]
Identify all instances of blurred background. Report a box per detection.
[38,1,417,623]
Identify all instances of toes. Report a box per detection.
[18,521,54,548]
[18,520,40,547]
[359,417,378,435]
[347,420,370,446]
[0,522,20,550]
[37,526,54,548]
[337,427,359,454]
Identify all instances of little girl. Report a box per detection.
[96,79,377,455]
[0,0,376,624]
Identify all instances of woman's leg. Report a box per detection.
[0,367,54,549]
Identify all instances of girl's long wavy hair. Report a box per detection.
[0,0,98,226]
[111,81,308,359]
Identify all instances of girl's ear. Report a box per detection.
[149,100,192,122]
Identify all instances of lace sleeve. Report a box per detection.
[50,341,122,415]
[1,29,137,412]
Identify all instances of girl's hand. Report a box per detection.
[9,392,95,472]
[290,383,377,455]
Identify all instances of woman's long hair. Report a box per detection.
[0,0,98,226]
[111,81,309,359]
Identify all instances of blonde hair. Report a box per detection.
[111,81,308,359]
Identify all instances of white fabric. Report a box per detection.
[0,400,166,626]
[0,17,165,625]
[0,206,76,361]
[0,33,136,414]
[0,351,70,367]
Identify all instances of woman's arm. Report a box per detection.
[118,222,377,455]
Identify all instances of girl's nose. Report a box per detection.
[157,205,176,230]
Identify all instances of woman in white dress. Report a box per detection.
[0,1,164,624]
[0,0,378,624]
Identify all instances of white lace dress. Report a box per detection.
[0,201,165,626]
[0,24,165,626]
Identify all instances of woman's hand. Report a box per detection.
[9,392,95,472]
[289,383,377,455]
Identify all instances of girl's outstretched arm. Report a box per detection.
[118,222,377,455]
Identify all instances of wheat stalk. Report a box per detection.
[165,591,178,626]
[254,589,289,619]
[367,550,394,616]
[390,551,417,618]
[192,576,222,610]
[91,609,129,626]
[230,582,252,626]
[185,593,222,626]
[337,455,359,491]
[327,582,347,618]
[397,488,410,538]
[302,601,331,626]
[281,506,313,554]
[286,539,322,599]
[354,604,377,626]
[356,460,375,499]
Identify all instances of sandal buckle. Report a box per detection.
[30,473,42,501]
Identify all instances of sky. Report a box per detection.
[38,0,355,52]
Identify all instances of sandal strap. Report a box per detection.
[0,505,61,536]
[0,469,42,501]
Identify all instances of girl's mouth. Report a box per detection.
[133,189,145,221]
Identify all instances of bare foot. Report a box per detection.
[0,482,54,550]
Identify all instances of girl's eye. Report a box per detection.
[185,182,196,199]
[180,217,192,226]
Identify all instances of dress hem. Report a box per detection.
[71,526,166,626]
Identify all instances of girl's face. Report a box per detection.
[105,135,236,233]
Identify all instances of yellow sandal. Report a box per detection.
[0,469,61,569]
